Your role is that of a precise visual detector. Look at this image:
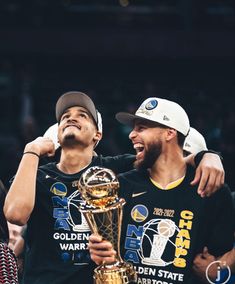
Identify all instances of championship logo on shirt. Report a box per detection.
[50,182,67,197]
[131,205,149,223]
[67,191,90,232]
[125,210,193,269]
[140,219,177,267]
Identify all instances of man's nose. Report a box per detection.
[129,129,137,140]
[67,116,77,123]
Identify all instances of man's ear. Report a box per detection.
[165,128,177,141]
[93,131,102,145]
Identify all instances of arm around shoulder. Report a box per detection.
[186,150,224,197]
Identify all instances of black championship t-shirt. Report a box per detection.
[118,166,235,284]
[22,154,135,284]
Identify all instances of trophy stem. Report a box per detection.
[80,200,137,283]
[82,200,125,256]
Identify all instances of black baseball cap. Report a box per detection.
[55,91,99,127]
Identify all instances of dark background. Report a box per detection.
[0,0,234,189]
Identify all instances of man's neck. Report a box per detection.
[149,151,186,189]
[57,147,93,174]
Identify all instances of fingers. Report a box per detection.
[88,234,116,265]
[89,241,116,264]
[213,169,224,193]
[191,167,208,197]
[47,151,56,157]
[89,244,116,258]
[89,234,103,243]
[200,167,224,197]
[190,167,201,190]
[90,254,116,266]
[191,153,225,197]
[47,147,56,157]
[35,137,55,157]
[88,240,113,251]
[199,168,216,198]
[221,170,225,186]
[191,165,224,198]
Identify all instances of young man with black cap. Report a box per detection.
[4,91,136,284]
[4,92,226,284]
[89,97,235,284]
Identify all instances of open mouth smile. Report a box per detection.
[134,143,144,159]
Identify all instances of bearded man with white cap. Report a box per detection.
[89,97,235,284]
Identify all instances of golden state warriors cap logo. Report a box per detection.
[145,99,158,110]
[131,205,149,222]
[50,182,67,197]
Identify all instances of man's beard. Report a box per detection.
[134,141,162,171]
[60,133,79,147]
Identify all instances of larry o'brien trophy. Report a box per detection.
[78,166,137,284]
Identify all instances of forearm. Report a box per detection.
[4,149,40,225]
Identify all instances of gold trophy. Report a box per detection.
[78,166,137,284]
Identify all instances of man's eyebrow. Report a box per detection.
[77,109,91,117]
[79,109,89,114]
[62,109,69,116]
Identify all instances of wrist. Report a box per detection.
[194,150,223,167]
[24,144,40,156]
[23,151,40,159]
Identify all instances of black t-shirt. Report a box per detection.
[118,166,235,284]
[23,154,135,284]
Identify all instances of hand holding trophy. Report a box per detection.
[78,166,137,284]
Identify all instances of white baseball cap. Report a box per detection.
[116,97,190,136]
[183,127,208,154]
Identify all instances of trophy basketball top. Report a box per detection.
[78,166,120,208]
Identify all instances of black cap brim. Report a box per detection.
[116,112,148,127]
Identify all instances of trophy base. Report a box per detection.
[94,262,137,284]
